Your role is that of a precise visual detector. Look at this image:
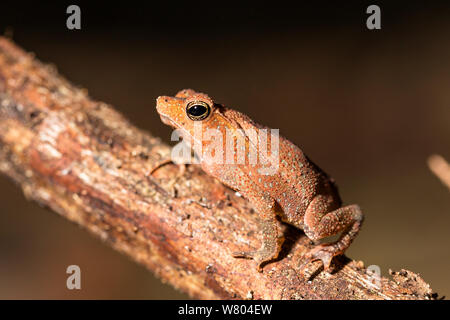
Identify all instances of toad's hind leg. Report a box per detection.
[303,195,364,271]
[232,193,284,272]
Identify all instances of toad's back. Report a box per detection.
[214,107,341,230]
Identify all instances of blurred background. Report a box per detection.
[0,1,449,299]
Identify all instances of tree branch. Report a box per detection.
[428,154,450,191]
[0,37,435,300]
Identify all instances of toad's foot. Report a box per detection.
[301,244,342,273]
[146,159,186,177]
[232,250,267,272]
[233,234,284,273]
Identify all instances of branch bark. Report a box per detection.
[0,37,435,300]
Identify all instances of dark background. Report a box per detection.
[0,1,449,299]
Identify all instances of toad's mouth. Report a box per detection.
[159,114,176,127]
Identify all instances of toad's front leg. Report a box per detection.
[303,195,364,271]
[232,193,284,272]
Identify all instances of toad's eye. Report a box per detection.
[186,101,211,121]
